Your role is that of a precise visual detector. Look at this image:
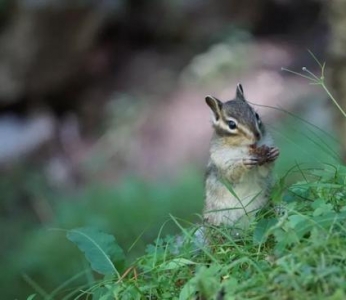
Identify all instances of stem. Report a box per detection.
[321,83,346,118]
[307,49,323,69]
[282,63,346,119]
[281,68,315,81]
[302,67,320,81]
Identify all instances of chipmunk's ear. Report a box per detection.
[236,83,245,101]
[205,95,222,122]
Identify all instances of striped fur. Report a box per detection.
[204,85,279,227]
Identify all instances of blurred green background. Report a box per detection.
[0,0,344,298]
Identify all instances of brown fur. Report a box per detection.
[204,85,279,227]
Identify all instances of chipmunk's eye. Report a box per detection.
[228,120,237,130]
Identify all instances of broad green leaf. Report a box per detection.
[67,227,125,276]
[26,295,36,300]
[312,199,333,216]
[159,258,196,270]
[179,279,196,300]
[288,215,306,228]
[253,218,277,244]
[273,228,300,254]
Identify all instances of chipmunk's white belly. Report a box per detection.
[204,133,275,226]
[205,169,269,226]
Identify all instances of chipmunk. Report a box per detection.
[204,84,279,228]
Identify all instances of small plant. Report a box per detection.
[282,50,346,118]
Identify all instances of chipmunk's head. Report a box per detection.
[205,84,264,146]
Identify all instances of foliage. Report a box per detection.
[30,164,346,299]
[0,170,204,299]
[66,227,125,277]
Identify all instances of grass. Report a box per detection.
[7,127,343,300]
[45,163,346,300]
[23,131,346,300]
[1,170,204,299]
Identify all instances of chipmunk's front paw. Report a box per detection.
[266,147,280,162]
[242,157,259,168]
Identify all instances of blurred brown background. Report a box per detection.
[0,0,345,298]
[0,0,336,181]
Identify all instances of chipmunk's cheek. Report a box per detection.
[241,132,257,146]
[250,135,259,145]
[241,137,256,146]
